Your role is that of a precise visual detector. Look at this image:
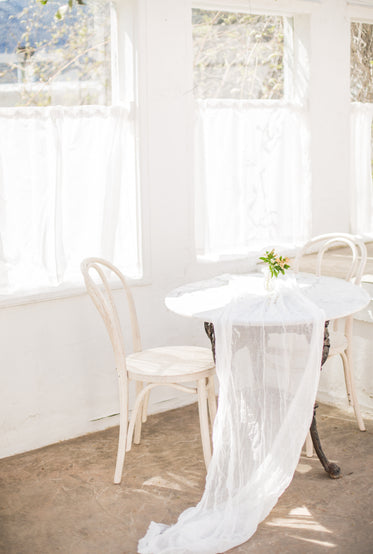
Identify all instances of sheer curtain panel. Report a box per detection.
[0,104,140,296]
[194,100,312,259]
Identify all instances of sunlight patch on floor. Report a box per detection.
[142,472,200,491]
[143,475,184,490]
[266,505,333,537]
[295,462,313,473]
[287,535,337,548]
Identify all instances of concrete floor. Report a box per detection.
[1,241,373,554]
[0,402,372,554]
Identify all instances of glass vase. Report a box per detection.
[263,268,275,292]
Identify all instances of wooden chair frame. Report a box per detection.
[294,234,367,455]
[81,257,217,484]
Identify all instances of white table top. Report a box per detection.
[165,272,370,325]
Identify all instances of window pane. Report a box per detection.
[351,22,373,103]
[0,0,112,106]
[192,9,284,100]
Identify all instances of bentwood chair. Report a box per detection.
[81,258,216,484]
[294,234,367,455]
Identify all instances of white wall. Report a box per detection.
[1,0,373,459]
[309,0,351,235]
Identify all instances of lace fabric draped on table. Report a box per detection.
[138,278,325,554]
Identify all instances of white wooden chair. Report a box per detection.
[294,234,367,456]
[81,258,217,484]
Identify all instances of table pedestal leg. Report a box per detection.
[310,402,341,478]
[204,319,342,478]
[309,320,341,478]
[204,322,216,362]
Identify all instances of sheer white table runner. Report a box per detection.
[138,274,368,554]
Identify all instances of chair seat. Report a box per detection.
[127,345,215,380]
[329,331,348,356]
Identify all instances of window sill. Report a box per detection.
[0,277,151,309]
[196,245,300,264]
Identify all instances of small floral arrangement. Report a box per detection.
[259,249,291,278]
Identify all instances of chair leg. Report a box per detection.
[341,351,366,431]
[197,378,212,470]
[207,375,217,427]
[114,373,129,484]
[341,352,353,407]
[134,381,143,444]
[142,390,150,423]
[126,384,155,452]
[305,431,313,457]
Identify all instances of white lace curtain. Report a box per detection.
[0,105,140,295]
[351,102,373,236]
[194,100,311,259]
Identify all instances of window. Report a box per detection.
[351,22,373,103]
[0,0,141,297]
[193,8,311,259]
[350,21,373,236]
[0,0,112,107]
[193,10,284,100]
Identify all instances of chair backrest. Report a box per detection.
[80,258,142,375]
[294,233,367,284]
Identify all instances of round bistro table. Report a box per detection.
[166,272,370,478]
